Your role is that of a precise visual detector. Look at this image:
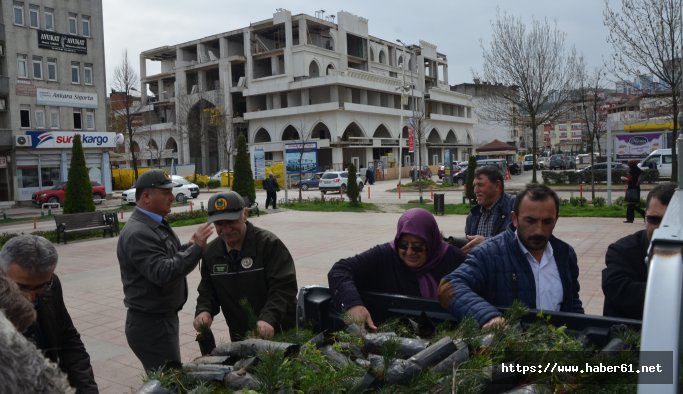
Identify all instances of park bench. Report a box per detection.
[54,211,119,244]
[241,195,259,217]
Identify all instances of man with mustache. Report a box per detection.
[462,166,515,253]
[439,184,583,328]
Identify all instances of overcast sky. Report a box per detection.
[102,0,612,90]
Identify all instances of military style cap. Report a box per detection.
[207,191,246,222]
[135,170,178,190]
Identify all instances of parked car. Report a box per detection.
[576,162,628,183]
[32,181,106,205]
[549,155,567,170]
[638,148,672,178]
[121,175,200,204]
[209,169,232,182]
[523,154,544,170]
[295,172,324,191]
[318,171,364,194]
[451,168,469,186]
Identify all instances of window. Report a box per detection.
[17,54,28,78]
[71,62,80,83]
[18,167,39,188]
[20,108,30,127]
[84,63,93,85]
[35,109,45,128]
[85,110,94,129]
[32,56,42,79]
[68,13,77,34]
[29,5,39,28]
[81,15,91,37]
[73,111,82,129]
[13,2,24,26]
[50,109,59,128]
[47,58,57,81]
[44,8,54,30]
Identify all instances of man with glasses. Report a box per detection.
[439,184,583,329]
[602,183,676,320]
[118,170,213,372]
[193,191,297,341]
[0,234,98,393]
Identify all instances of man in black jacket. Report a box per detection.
[0,234,98,393]
[602,183,676,320]
[264,173,280,209]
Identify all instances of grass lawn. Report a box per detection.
[400,202,629,218]
[280,200,381,212]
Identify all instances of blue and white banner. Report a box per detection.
[285,142,318,175]
[253,146,266,180]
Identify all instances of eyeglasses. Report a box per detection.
[396,242,426,253]
[646,215,663,225]
[16,276,53,294]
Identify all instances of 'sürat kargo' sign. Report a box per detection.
[37,30,87,54]
[24,131,116,148]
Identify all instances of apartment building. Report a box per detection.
[138,9,475,177]
[1,0,111,203]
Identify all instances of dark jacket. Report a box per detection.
[263,177,280,193]
[443,228,584,326]
[602,229,649,320]
[117,209,202,314]
[195,221,297,341]
[32,275,98,393]
[328,243,466,311]
[465,192,515,237]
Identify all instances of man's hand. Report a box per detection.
[256,320,275,339]
[344,305,377,331]
[190,223,214,248]
[462,235,485,254]
[482,316,506,330]
[438,279,454,309]
[193,311,213,331]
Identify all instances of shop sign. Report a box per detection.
[36,88,98,109]
[16,79,36,96]
[37,30,87,54]
[25,131,116,148]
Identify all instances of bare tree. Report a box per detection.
[111,50,140,180]
[576,59,608,199]
[478,10,578,183]
[409,96,429,203]
[604,0,681,182]
[291,120,314,202]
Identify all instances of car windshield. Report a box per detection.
[322,173,340,179]
[173,176,190,185]
[50,182,66,190]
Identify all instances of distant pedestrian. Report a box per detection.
[622,160,645,223]
[365,165,375,185]
[264,174,280,209]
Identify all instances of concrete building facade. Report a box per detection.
[138,9,475,178]
[0,0,111,203]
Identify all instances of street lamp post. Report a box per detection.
[396,39,408,190]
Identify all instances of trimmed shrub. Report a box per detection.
[592,197,606,207]
[346,163,360,205]
[569,196,587,207]
[63,134,96,214]
[465,156,477,203]
[233,134,256,204]
[207,179,221,189]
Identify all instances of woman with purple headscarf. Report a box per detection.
[327,208,465,331]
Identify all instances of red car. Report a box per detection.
[32,181,106,205]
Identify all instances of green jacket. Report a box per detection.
[195,221,298,340]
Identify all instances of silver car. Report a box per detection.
[318,171,364,194]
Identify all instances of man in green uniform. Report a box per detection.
[193,191,298,340]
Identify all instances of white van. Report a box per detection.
[638,148,672,178]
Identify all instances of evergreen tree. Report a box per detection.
[232,133,255,204]
[346,163,360,205]
[64,134,96,213]
[465,156,477,204]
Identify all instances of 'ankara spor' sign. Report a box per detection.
[36,88,98,109]
[25,131,116,149]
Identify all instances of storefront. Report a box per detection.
[13,131,114,202]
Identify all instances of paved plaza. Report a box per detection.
[0,176,648,393]
[49,210,637,393]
